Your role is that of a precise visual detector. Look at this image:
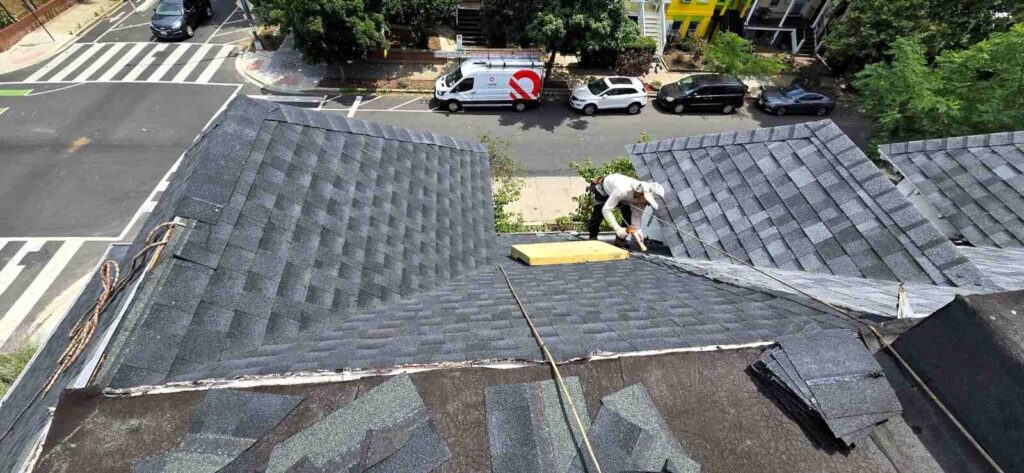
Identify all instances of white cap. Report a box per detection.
[633,181,665,210]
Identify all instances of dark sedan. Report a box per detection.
[150,0,212,40]
[757,86,835,116]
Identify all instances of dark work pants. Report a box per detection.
[587,182,632,240]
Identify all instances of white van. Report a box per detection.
[433,58,546,112]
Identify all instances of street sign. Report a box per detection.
[456,34,463,51]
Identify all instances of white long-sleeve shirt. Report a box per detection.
[598,174,645,232]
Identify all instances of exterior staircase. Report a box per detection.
[455,8,486,48]
[639,1,666,57]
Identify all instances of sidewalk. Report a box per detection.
[0,0,120,76]
[509,176,585,224]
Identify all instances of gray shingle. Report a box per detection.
[881,131,1024,249]
[630,120,992,288]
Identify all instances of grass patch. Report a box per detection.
[0,343,38,397]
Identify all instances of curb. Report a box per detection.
[0,0,122,76]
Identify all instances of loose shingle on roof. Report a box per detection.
[628,120,993,289]
[98,97,496,388]
[880,131,1024,249]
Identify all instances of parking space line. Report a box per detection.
[205,6,241,44]
[388,96,423,111]
[347,96,362,117]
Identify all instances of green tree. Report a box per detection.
[936,24,1024,135]
[375,0,458,47]
[824,0,1018,72]
[529,0,634,72]
[479,134,528,233]
[702,32,785,77]
[853,38,957,143]
[253,0,388,64]
[480,0,544,48]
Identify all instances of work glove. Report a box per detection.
[615,227,628,239]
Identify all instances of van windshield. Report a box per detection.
[587,79,610,95]
[444,68,463,87]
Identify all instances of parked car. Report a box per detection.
[655,74,747,114]
[150,0,213,40]
[758,85,835,116]
[570,76,647,115]
[433,58,545,112]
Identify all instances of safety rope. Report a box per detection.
[45,222,181,391]
[632,204,1006,472]
[498,264,602,473]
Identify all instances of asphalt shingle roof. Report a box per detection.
[99,97,496,388]
[880,131,1024,249]
[627,120,993,289]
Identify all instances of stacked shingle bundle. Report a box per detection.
[751,329,902,448]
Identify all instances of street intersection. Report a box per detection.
[0,0,871,351]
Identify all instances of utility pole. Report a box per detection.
[22,0,54,42]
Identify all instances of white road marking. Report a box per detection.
[0,240,84,345]
[155,180,169,192]
[121,43,168,81]
[24,43,85,82]
[46,44,105,82]
[0,107,6,116]
[95,2,141,42]
[25,83,86,96]
[195,45,234,83]
[96,42,148,81]
[108,11,125,23]
[146,43,191,82]
[0,240,45,300]
[205,6,240,44]
[171,43,213,82]
[388,96,422,110]
[71,43,125,82]
[107,21,152,32]
[209,28,249,39]
[348,96,362,117]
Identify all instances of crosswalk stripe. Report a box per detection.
[96,43,149,82]
[195,45,234,83]
[0,240,45,300]
[24,43,85,82]
[0,240,83,344]
[122,43,169,81]
[146,43,192,82]
[171,43,213,82]
[71,43,126,83]
[47,44,104,82]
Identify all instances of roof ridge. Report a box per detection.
[878,130,1024,156]
[624,119,835,155]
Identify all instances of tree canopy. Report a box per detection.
[853,25,1024,143]
[528,0,635,66]
[254,0,388,64]
[480,0,544,48]
[824,0,1019,72]
[702,32,785,77]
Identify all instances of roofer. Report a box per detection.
[587,173,665,247]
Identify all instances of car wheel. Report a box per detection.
[722,104,735,114]
[672,103,685,114]
[206,6,213,18]
[186,25,194,38]
[446,100,461,112]
[816,106,829,116]
[513,100,527,113]
[582,104,597,116]
[775,106,786,116]
[627,102,641,115]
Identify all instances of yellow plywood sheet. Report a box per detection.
[510,240,629,266]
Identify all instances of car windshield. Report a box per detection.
[155,1,183,15]
[587,79,610,95]
[444,67,463,87]
[675,78,696,93]
[780,86,804,98]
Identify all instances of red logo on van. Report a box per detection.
[509,69,541,101]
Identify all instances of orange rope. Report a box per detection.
[45,222,181,391]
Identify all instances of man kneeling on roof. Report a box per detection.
[587,173,665,247]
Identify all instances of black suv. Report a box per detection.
[655,74,748,114]
[150,0,213,40]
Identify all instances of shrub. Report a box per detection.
[479,134,529,233]
[703,32,786,77]
[614,36,657,76]
[0,343,37,397]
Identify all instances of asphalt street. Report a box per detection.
[308,93,872,176]
[0,0,252,350]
